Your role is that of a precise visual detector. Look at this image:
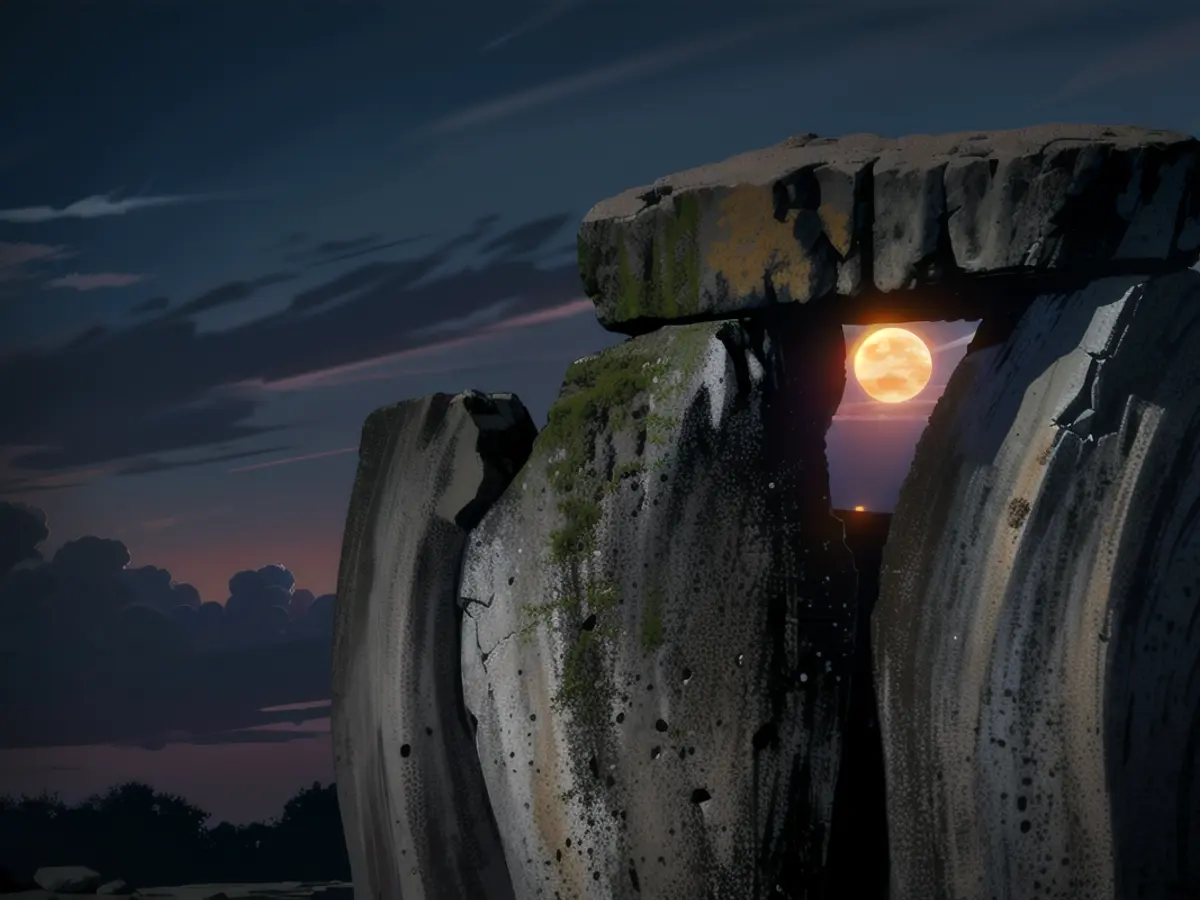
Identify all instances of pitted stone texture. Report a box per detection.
[459,309,857,900]
[579,125,1200,333]
[873,271,1200,900]
[332,391,535,900]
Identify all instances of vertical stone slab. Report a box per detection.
[874,271,1200,900]
[459,307,857,899]
[332,390,535,900]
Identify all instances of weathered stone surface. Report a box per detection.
[331,391,535,900]
[873,270,1200,899]
[459,306,858,899]
[34,866,102,893]
[579,125,1200,333]
[97,879,131,895]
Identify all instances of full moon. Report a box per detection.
[853,327,933,403]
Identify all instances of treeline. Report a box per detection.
[0,781,350,888]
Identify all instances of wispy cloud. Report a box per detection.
[483,0,586,51]
[0,241,75,281]
[0,192,218,223]
[229,446,358,474]
[408,297,518,338]
[43,272,151,291]
[1052,14,1200,101]
[932,331,977,353]
[833,396,940,422]
[260,296,594,392]
[417,15,803,138]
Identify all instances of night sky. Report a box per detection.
[0,0,1197,824]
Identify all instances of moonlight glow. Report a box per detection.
[853,327,933,403]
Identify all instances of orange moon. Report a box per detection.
[853,327,933,403]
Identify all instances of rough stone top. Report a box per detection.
[578,124,1200,333]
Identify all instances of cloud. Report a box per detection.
[287,234,427,268]
[0,503,336,748]
[0,213,587,480]
[0,242,75,281]
[1051,14,1200,100]
[228,446,358,474]
[408,297,519,338]
[129,296,170,316]
[0,193,218,223]
[167,273,293,317]
[0,502,48,578]
[43,272,151,291]
[261,296,594,392]
[117,445,293,477]
[417,15,804,137]
[480,213,571,257]
[932,332,977,354]
[483,0,586,51]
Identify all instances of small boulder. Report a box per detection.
[96,879,130,895]
[34,866,103,893]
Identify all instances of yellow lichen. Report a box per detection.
[704,184,813,302]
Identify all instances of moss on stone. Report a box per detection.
[605,460,645,495]
[640,583,665,654]
[530,323,718,731]
[577,231,600,297]
[645,412,677,446]
[647,193,702,320]
[615,232,644,324]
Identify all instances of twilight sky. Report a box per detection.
[0,0,1198,823]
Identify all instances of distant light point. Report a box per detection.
[854,505,865,511]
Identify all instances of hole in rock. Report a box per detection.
[828,320,980,515]
[823,317,982,900]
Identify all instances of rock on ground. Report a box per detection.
[873,270,1200,900]
[33,867,102,894]
[331,391,534,900]
[459,305,858,899]
[579,125,1200,333]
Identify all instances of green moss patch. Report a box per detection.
[607,195,703,324]
[640,583,665,654]
[648,193,702,319]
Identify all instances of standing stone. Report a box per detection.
[874,270,1200,900]
[578,125,1200,334]
[332,391,536,900]
[459,305,857,899]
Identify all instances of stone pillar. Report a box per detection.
[459,305,857,900]
[332,391,535,900]
[874,272,1200,900]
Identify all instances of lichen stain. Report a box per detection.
[528,657,574,881]
[705,184,813,302]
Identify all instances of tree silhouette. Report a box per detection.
[0,781,350,888]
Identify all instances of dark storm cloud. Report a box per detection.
[166,273,294,318]
[307,235,429,267]
[0,501,47,577]
[129,296,170,316]
[480,213,571,257]
[312,236,378,256]
[284,234,385,264]
[0,212,583,480]
[6,391,290,471]
[0,502,335,749]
